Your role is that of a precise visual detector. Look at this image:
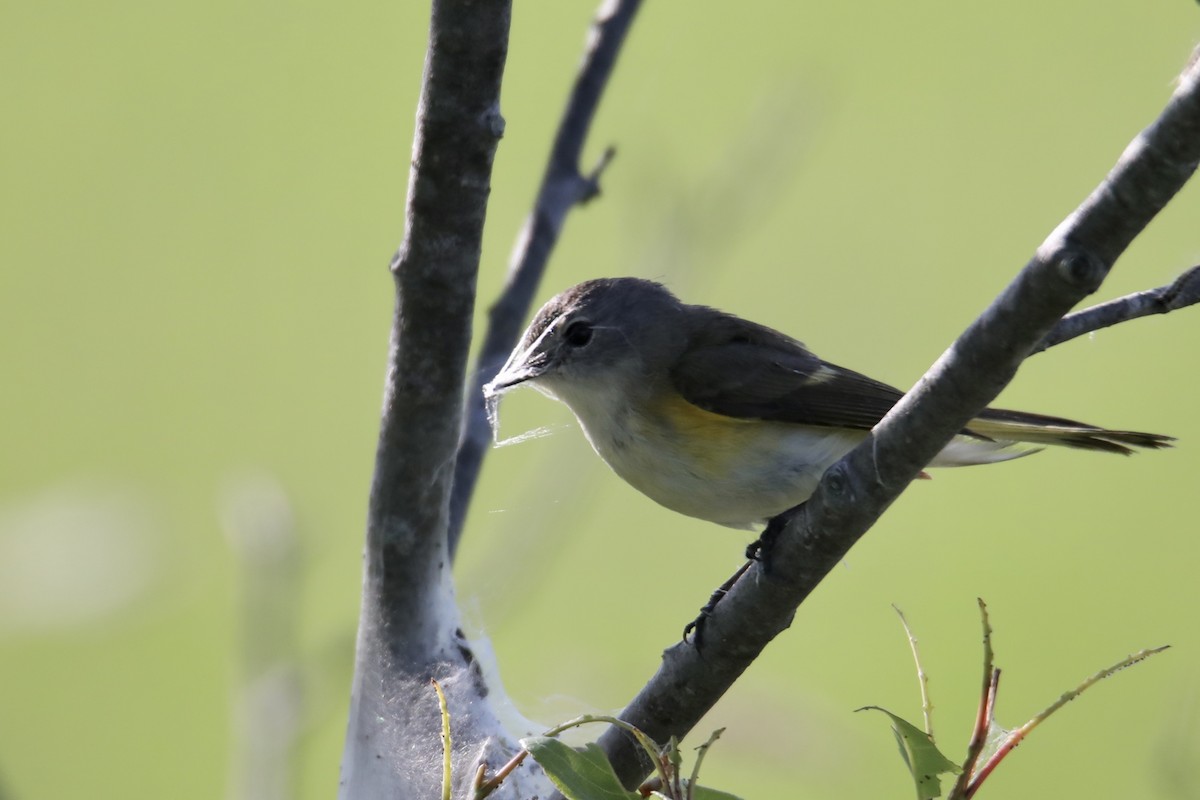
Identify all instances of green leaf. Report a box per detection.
[521,736,640,800]
[858,706,961,800]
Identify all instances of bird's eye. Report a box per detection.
[562,319,594,348]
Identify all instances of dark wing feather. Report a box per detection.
[669,307,1173,452]
[671,310,905,430]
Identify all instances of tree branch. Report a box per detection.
[593,47,1200,789]
[1035,262,1200,352]
[339,2,532,797]
[448,0,643,556]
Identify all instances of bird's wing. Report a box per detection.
[670,310,906,430]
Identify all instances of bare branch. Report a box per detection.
[449,0,644,555]
[1035,262,1200,352]
[340,1,532,797]
[593,48,1200,789]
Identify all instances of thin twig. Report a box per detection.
[1035,263,1200,353]
[449,0,644,555]
[964,646,1169,798]
[893,605,936,740]
[433,680,453,800]
[950,599,996,800]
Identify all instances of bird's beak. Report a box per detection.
[483,335,558,443]
[484,339,551,398]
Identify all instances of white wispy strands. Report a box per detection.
[493,426,564,448]
[485,388,568,447]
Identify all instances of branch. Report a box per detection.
[1035,262,1200,352]
[594,48,1200,789]
[448,0,643,556]
[339,2,532,798]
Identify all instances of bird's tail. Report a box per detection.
[969,408,1173,454]
[931,408,1173,466]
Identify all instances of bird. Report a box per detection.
[485,277,1171,531]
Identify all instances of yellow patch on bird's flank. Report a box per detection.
[651,392,756,429]
[644,392,782,472]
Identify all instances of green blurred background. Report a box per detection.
[2,1,1198,798]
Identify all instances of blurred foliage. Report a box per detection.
[1,1,1198,799]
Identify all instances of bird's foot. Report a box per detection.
[744,509,796,575]
[683,559,753,651]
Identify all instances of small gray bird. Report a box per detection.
[487,277,1171,529]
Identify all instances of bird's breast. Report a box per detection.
[570,389,863,528]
